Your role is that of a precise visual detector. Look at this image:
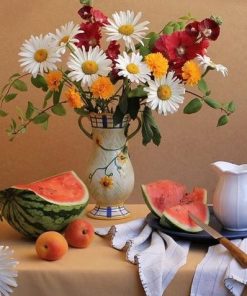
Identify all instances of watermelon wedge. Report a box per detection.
[0,171,89,238]
[141,179,209,233]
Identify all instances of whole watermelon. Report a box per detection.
[0,171,89,239]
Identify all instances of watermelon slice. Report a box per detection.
[141,180,209,233]
[0,171,89,238]
[160,201,209,232]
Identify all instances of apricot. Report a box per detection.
[64,219,94,248]
[35,231,68,261]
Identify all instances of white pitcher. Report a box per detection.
[212,161,247,231]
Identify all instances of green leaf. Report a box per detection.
[31,74,48,91]
[128,97,140,120]
[163,25,174,35]
[119,94,128,114]
[178,21,185,29]
[217,115,228,126]
[33,112,49,124]
[43,91,53,108]
[198,78,208,94]
[139,45,151,57]
[74,107,89,116]
[12,79,27,92]
[9,73,20,80]
[128,86,147,98]
[40,119,49,130]
[173,23,181,32]
[51,103,66,116]
[25,101,34,119]
[113,106,125,126]
[148,32,159,50]
[80,0,91,4]
[4,93,17,102]
[227,101,236,113]
[53,82,64,105]
[141,107,161,146]
[0,109,8,117]
[204,97,221,109]
[183,98,203,114]
[11,118,16,129]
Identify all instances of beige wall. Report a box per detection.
[0,0,246,204]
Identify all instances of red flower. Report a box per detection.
[199,18,220,41]
[106,41,120,61]
[154,31,208,65]
[91,8,109,26]
[78,5,92,20]
[76,22,102,49]
[185,21,200,38]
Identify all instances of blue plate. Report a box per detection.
[146,207,247,243]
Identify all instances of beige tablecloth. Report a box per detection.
[0,204,232,296]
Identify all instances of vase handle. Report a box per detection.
[78,116,93,140]
[127,116,142,140]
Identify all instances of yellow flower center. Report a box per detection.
[82,60,99,75]
[126,63,139,74]
[59,35,69,45]
[118,24,134,36]
[157,85,172,100]
[34,49,48,63]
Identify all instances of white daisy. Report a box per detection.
[19,34,61,78]
[104,10,149,51]
[0,246,18,296]
[67,46,112,86]
[115,51,151,83]
[196,54,228,77]
[144,71,185,116]
[49,21,83,54]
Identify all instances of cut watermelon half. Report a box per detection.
[13,171,88,205]
[141,180,207,217]
[142,179,209,233]
[0,171,89,238]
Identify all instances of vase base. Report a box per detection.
[87,204,130,220]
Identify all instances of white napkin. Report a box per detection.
[95,218,190,296]
[191,238,247,296]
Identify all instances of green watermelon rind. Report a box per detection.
[161,204,210,233]
[0,172,89,239]
[141,185,162,217]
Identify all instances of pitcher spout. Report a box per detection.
[211,161,247,175]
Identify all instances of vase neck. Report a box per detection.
[89,113,130,129]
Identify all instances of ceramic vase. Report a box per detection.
[79,113,141,219]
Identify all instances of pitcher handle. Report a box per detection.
[127,116,142,140]
[78,116,93,140]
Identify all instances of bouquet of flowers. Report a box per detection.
[0,0,235,144]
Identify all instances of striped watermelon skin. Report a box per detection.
[0,188,88,239]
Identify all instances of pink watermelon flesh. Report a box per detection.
[142,180,207,217]
[162,201,209,232]
[142,180,186,217]
[13,171,88,205]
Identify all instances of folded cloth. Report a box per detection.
[95,218,190,296]
[191,238,247,296]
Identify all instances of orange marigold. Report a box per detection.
[182,60,201,86]
[45,71,62,91]
[65,87,83,108]
[91,77,115,100]
[145,53,169,78]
